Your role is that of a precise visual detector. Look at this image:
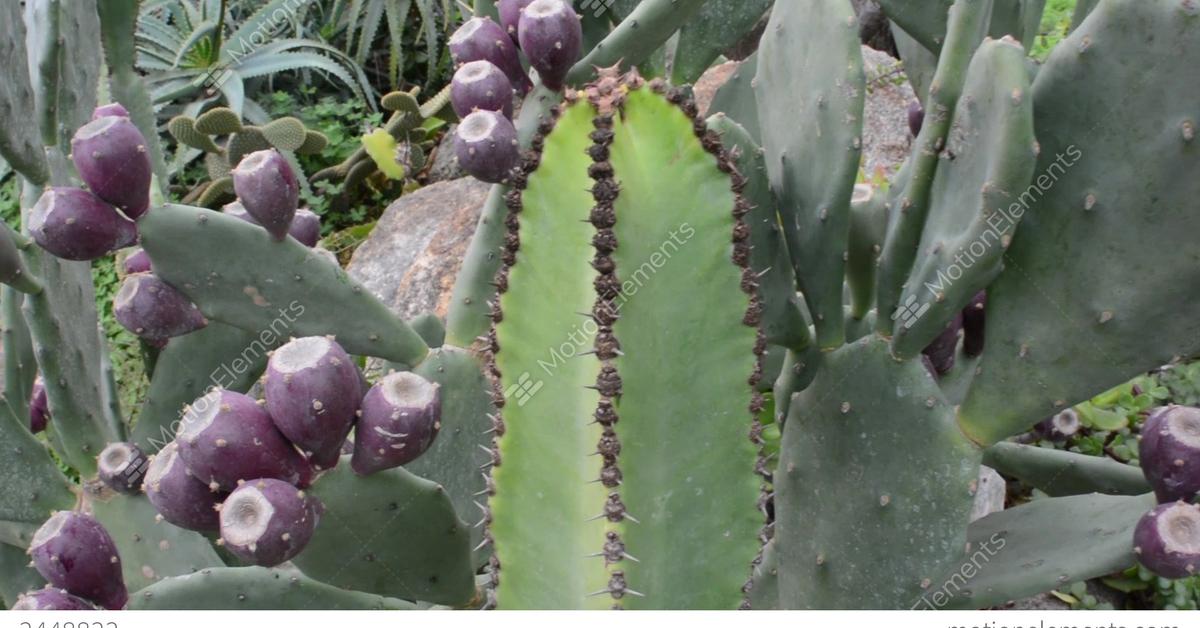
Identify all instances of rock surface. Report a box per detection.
[970,465,1006,523]
[860,45,916,177]
[694,47,915,176]
[347,177,490,322]
[694,60,738,119]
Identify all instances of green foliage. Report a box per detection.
[1031,0,1077,59]
[135,0,375,116]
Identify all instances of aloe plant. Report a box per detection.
[136,0,375,116]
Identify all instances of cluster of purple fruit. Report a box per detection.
[29,104,148,261]
[144,336,442,565]
[1133,405,1200,578]
[449,0,583,183]
[14,337,443,609]
[112,148,324,349]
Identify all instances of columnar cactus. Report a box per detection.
[0,0,1197,613]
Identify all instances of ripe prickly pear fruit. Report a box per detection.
[449,16,531,93]
[223,201,320,247]
[231,150,299,241]
[113,273,207,342]
[218,478,322,567]
[29,188,127,261]
[1140,405,1200,503]
[222,200,255,223]
[518,0,582,92]
[176,389,311,491]
[1035,408,1081,441]
[264,336,362,470]
[71,115,152,219]
[114,212,138,249]
[12,588,96,610]
[123,248,152,274]
[921,312,962,376]
[455,111,520,184]
[97,442,149,495]
[28,511,128,610]
[92,103,130,120]
[908,99,924,137]
[1133,501,1200,578]
[29,376,49,433]
[289,209,322,247]
[451,60,516,119]
[352,372,441,476]
[962,290,986,357]
[143,441,224,532]
[498,0,535,43]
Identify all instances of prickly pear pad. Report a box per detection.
[754,0,865,349]
[774,336,980,608]
[959,0,1200,445]
[138,205,428,366]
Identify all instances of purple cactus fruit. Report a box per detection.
[175,389,310,492]
[113,212,139,249]
[1133,501,1200,578]
[97,442,149,495]
[222,200,255,224]
[455,111,520,184]
[498,0,536,43]
[12,588,96,610]
[518,0,582,92]
[28,511,128,610]
[921,312,962,376]
[352,372,442,476]
[264,337,362,470]
[449,16,531,93]
[289,209,322,247]
[1140,405,1200,503]
[1035,408,1081,441]
[908,99,925,137]
[123,248,152,274]
[962,290,986,357]
[29,188,126,261]
[218,478,322,567]
[451,60,516,119]
[230,150,299,241]
[70,115,152,219]
[92,103,130,120]
[143,441,224,532]
[114,273,207,342]
[29,376,49,433]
